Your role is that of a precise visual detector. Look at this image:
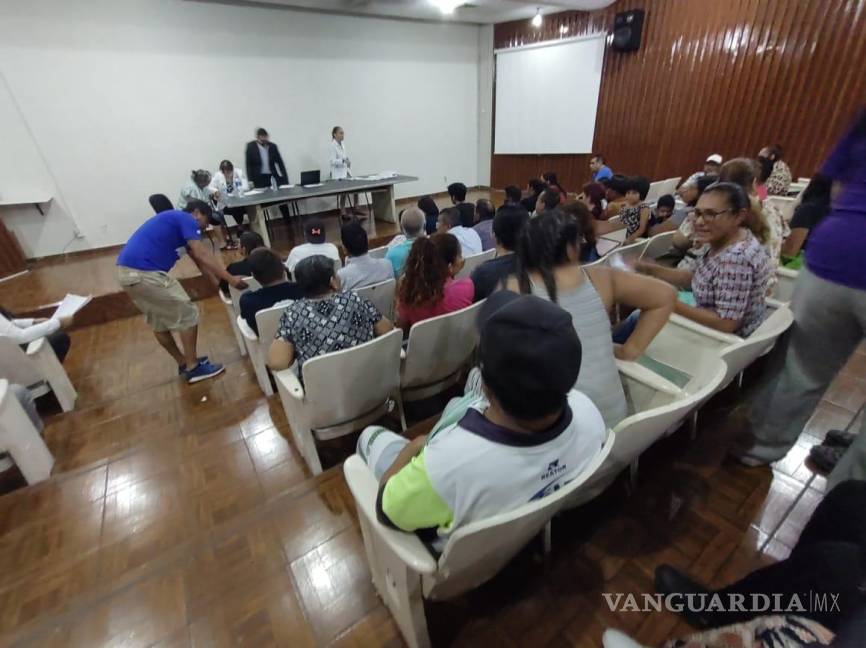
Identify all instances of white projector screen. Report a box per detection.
[494,35,606,155]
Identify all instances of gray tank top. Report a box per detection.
[529,272,627,429]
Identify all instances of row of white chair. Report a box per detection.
[0,336,76,413]
[645,176,682,203]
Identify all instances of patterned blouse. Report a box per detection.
[766,159,792,196]
[275,291,382,374]
[618,202,650,237]
[691,230,771,337]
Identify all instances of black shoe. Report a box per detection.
[809,444,847,473]
[824,429,857,447]
[654,565,713,628]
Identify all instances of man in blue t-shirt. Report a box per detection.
[116,200,247,383]
[590,154,613,182]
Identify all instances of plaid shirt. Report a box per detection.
[692,231,771,336]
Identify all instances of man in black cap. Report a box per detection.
[284,217,341,278]
[356,291,606,547]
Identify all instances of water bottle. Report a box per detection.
[270,176,278,191]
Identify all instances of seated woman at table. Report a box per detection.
[395,233,474,334]
[780,173,833,263]
[637,182,771,337]
[508,211,675,429]
[210,159,250,237]
[0,306,73,362]
[178,169,234,249]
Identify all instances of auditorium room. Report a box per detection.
[1,0,865,645]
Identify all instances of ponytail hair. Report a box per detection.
[397,237,448,309]
[516,211,583,304]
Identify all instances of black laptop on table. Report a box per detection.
[300,170,321,186]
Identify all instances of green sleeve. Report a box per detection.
[381,450,453,532]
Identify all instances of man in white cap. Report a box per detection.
[681,154,723,189]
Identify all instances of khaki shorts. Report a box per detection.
[117,266,199,332]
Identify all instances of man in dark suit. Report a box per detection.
[245,128,289,189]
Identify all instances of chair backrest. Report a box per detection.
[719,304,794,385]
[426,431,614,599]
[148,194,174,213]
[228,277,261,314]
[772,267,798,303]
[302,329,403,431]
[402,301,485,391]
[369,245,388,260]
[604,239,648,269]
[765,196,797,223]
[0,338,42,387]
[354,278,396,321]
[640,230,676,260]
[645,180,667,204]
[456,249,495,280]
[254,302,291,345]
[661,176,681,196]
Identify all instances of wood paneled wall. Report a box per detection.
[491,0,866,192]
[0,219,27,279]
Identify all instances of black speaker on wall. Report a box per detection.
[612,9,644,52]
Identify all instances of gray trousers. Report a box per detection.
[744,267,866,489]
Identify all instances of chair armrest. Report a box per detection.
[668,313,741,345]
[343,456,438,575]
[273,368,305,400]
[616,359,684,397]
[236,316,258,342]
[765,297,786,310]
[25,337,47,356]
[776,266,798,279]
[219,290,232,305]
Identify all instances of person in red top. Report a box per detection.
[395,233,474,333]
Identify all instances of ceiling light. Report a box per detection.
[531,8,543,28]
[430,0,462,14]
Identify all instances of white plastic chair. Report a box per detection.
[237,303,292,397]
[765,196,797,223]
[400,301,484,409]
[369,245,388,260]
[567,355,727,507]
[639,230,676,260]
[355,278,396,321]
[273,328,404,475]
[0,380,54,484]
[604,239,648,268]
[456,249,495,279]
[645,180,667,204]
[343,430,614,648]
[772,267,798,304]
[220,276,260,358]
[0,336,77,412]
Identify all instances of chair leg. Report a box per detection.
[395,391,408,432]
[1,397,54,484]
[689,410,699,440]
[378,541,431,648]
[295,425,323,475]
[737,371,744,389]
[30,343,77,413]
[628,458,639,493]
[228,312,248,358]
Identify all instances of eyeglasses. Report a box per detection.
[692,208,734,221]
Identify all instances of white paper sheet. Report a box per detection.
[53,293,92,319]
[244,188,264,195]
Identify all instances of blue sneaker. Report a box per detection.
[185,359,225,384]
[179,356,208,376]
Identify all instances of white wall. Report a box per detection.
[0,0,482,257]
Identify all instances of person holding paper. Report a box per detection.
[116,200,247,384]
[330,126,359,220]
[0,306,72,362]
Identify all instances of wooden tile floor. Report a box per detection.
[0,300,863,647]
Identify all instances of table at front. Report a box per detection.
[223,175,417,247]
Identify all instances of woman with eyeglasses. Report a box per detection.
[637,182,771,336]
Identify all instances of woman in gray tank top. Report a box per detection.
[508,207,676,429]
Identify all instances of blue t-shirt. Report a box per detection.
[385,240,413,276]
[117,210,201,272]
[593,166,613,182]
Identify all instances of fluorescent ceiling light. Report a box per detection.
[429,0,462,13]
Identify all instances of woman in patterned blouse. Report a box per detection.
[266,255,393,377]
[637,182,771,336]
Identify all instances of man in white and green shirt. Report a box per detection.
[357,291,606,547]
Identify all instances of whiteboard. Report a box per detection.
[494,35,606,155]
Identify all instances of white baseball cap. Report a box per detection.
[706,154,723,165]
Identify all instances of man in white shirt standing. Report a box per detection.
[285,219,342,278]
[436,207,482,257]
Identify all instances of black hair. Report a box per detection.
[184,199,212,220]
[765,144,784,160]
[657,194,675,210]
[476,199,495,222]
[542,171,566,195]
[757,156,774,183]
[516,212,584,303]
[627,176,650,201]
[540,188,562,210]
[447,182,467,202]
[248,248,285,285]
[696,173,719,195]
[294,255,335,297]
[417,196,439,218]
[219,160,234,173]
[239,230,265,256]
[340,222,369,257]
[331,125,342,137]
[492,204,530,251]
[591,153,605,164]
[528,179,546,196]
[440,206,462,228]
[504,185,522,204]
[800,173,833,206]
[256,128,268,137]
[702,181,750,210]
[605,174,629,197]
